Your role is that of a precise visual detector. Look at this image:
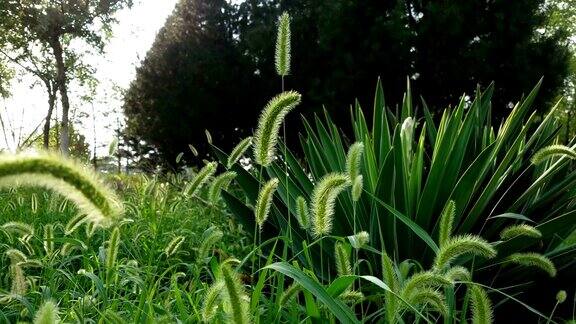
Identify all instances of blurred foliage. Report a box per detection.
[30,124,91,161]
[123,0,572,168]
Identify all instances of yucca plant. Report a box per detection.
[213,79,576,319]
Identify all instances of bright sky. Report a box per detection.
[0,0,178,155]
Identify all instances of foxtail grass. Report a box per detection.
[253,92,301,167]
[310,173,350,237]
[255,178,279,230]
[499,224,541,240]
[227,137,252,169]
[434,235,496,270]
[506,252,556,277]
[0,153,123,227]
[275,12,291,77]
[33,300,60,324]
[531,144,576,164]
[185,162,217,197]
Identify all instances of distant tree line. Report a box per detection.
[123,0,572,168]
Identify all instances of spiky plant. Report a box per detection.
[6,248,27,295]
[381,252,399,324]
[2,221,34,236]
[434,235,496,270]
[208,171,237,203]
[202,281,224,322]
[43,224,54,255]
[106,227,121,286]
[351,175,363,202]
[164,235,185,257]
[275,12,291,77]
[470,285,493,324]
[310,173,350,237]
[227,137,252,169]
[531,144,576,164]
[33,300,60,324]
[197,227,224,263]
[295,196,310,230]
[185,161,217,197]
[65,213,90,234]
[438,200,455,246]
[349,231,370,249]
[506,253,557,277]
[499,224,542,240]
[334,242,352,276]
[255,178,279,230]
[253,91,301,167]
[0,153,123,227]
[220,263,251,324]
[345,142,364,181]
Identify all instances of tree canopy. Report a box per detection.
[0,0,132,155]
[123,0,572,167]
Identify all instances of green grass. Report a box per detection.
[0,11,575,323]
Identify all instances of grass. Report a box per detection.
[0,11,574,324]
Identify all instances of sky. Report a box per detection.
[0,0,178,155]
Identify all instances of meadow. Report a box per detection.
[0,12,575,324]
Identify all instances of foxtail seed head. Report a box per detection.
[202,281,224,322]
[531,144,576,165]
[208,171,237,203]
[499,224,541,240]
[401,271,452,300]
[43,224,54,255]
[0,153,123,228]
[556,290,567,303]
[295,196,310,230]
[349,231,370,249]
[164,236,185,257]
[351,175,363,202]
[33,300,60,324]
[221,264,251,324]
[198,226,224,263]
[253,91,301,166]
[275,12,291,77]
[506,252,556,277]
[310,173,350,237]
[186,162,217,197]
[470,285,493,324]
[334,242,352,276]
[346,142,364,181]
[2,221,34,237]
[438,200,456,247]
[433,235,496,270]
[227,137,252,169]
[106,227,121,284]
[406,288,448,316]
[255,178,279,230]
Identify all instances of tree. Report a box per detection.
[0,0,132,156]
[124,0,571,167]
[30,123,91,161]
[124,0,257,166]
[542,0,576,140]
[0,59,14,98]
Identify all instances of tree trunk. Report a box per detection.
[43,81,57,150]
[50,36,71,156]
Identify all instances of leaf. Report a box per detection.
[265,262,360,323]
[365,191,439,253]
[487,213,534,223]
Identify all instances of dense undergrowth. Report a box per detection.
[0,11,575,324]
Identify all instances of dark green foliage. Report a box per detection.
[214,81,576,321]
[125,0,570,167]
[123,0,260,166]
